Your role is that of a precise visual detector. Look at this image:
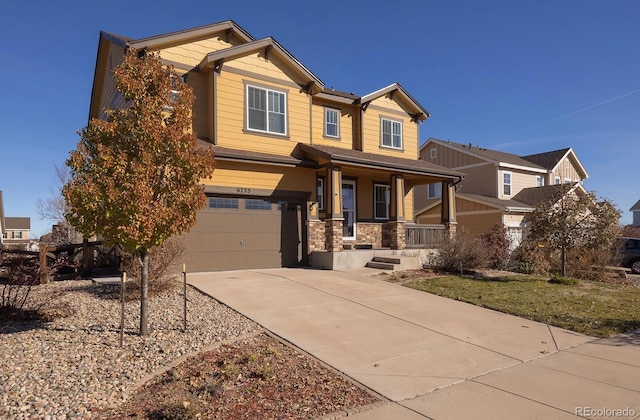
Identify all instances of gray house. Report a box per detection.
[631,199,640,227]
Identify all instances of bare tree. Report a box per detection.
[35,163,69,223]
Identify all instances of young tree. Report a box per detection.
[63,48,215,336]
[525,185,620,277]
[35,163,69,224]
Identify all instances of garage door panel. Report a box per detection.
[183,197,302,272]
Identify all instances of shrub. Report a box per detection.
[510,240,551,275]
[1,252,43,320]
[116,236,185,299]
[565,247,613,281]
[432,231,486,273]
[481,223,512,270]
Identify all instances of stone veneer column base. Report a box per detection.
[325,219,344,252]
[308,219,326,252]
[386,220,407,250]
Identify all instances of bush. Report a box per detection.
[565,247,613,281]
[116,236,186,300]
[432,231,486,273]
[481,223,512,270]
[510,240,551,275]
[0,252,42,320]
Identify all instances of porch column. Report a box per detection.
[387,174,406,250]
[325,165,344,252]
[440,181,457,237]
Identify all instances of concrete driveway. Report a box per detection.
[189,268,640,419]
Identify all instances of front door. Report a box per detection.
[342,180,356,239]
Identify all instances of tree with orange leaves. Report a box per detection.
[63,48,215,336]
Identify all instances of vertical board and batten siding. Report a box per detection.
[187,71,212,140]
[360,96,418,158]
[553,158,582,182]
[420,143,485,169]
[310,99,356,149]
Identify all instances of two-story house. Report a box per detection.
[89,21,463,272]
[414,138,588,245]
[3,217,31,247]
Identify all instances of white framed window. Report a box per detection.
[503,172,512,196]
[11,231,23,239]
[374,184,390,220]
[536,175,543,187]
[564,178,571,184]
[316,178,324,211]
[428,182,442,198]
[324,108,339,138]
[246,85,286,135]
[430,148,437,159]
[381,118,402,149]
[555,176,561,185]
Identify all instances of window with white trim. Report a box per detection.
[555,176,561,185]
[381,118,402,149]
[374,184,390,220]
[536,175,543,187]
[428,182,442,198]
[246,85,286,135]
[324,108,339,138]
[503,172,512,196]
[11,231,23,239]
[430,148,437,159]
[316,178,324,211]
[564,178,571,184]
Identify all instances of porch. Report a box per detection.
[309,222,445,270]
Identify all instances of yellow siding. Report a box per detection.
[310,99,356,148]
[405,188,414,221]
[214,70,310,156]
[202,161,314,192]
[360,99,419,158]
[188,71,211,140]
[508,170,539,197]
[226,54,297,83]
[457,213,502,236]
[553,157,582,182]
[158,37,237,67]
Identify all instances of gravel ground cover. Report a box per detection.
[0,279,260,419]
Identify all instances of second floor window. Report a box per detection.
[324,108,339,138]
[536,175,543,187]
[381,118,402,149]
[503,172,512,196]
[374,184,390,219]
[247,85,286,135]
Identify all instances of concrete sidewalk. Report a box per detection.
[189,268,640,419]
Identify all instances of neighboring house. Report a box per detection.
[414,138,588,245]
[631,199,640,227]
[3,217,31,247]
[89,21,463,272]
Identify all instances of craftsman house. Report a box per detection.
[414,138,588,246]
[89,21,463,271]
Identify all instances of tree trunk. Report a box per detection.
[561,246,567,277]
[139,248,149,336]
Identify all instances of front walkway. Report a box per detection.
[188,268,640,419]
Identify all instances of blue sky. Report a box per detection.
[1,0,639,238]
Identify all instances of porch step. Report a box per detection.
[371,256,402,265]
[365,261,396,270]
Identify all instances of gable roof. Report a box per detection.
[359,83,430,122]
[5,217,30,230]
[126,20,254,50]
[199,37,324,94]
[631,199,640,212]
[521,148,588,179]
[512,183,585,207]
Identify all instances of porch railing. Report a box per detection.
[405,223,445,248]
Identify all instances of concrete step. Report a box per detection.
[365,261,396,270]
[372,256,402,265]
